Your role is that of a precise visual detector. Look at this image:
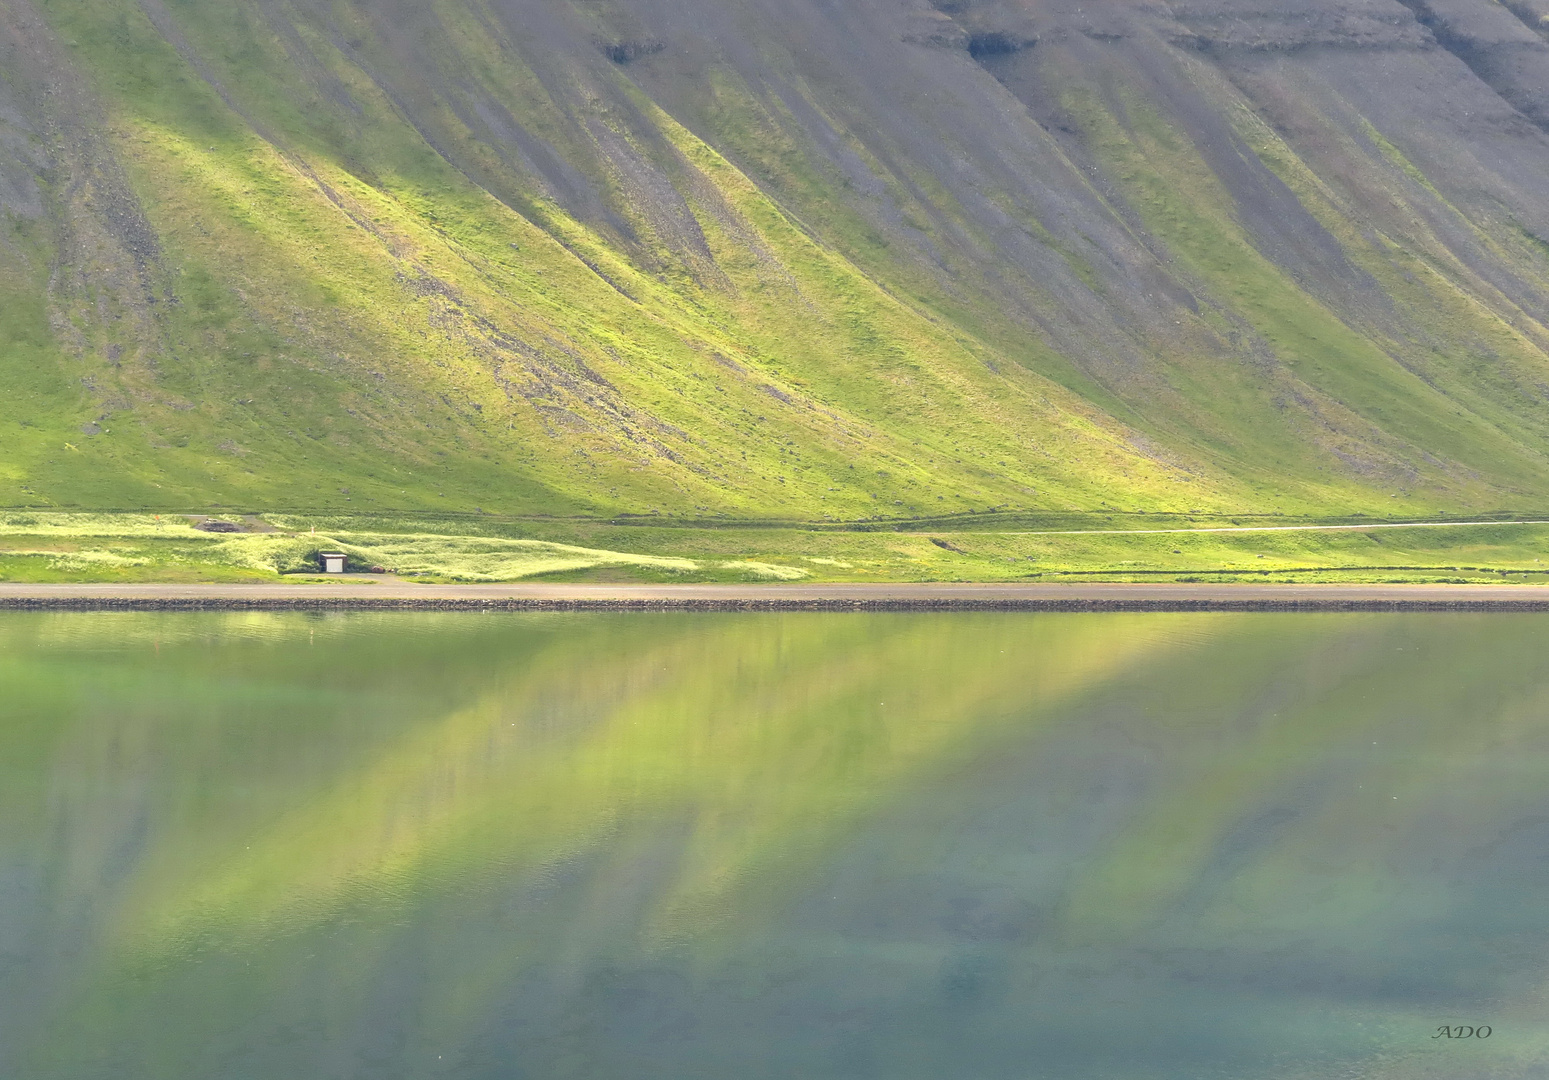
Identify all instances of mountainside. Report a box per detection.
[6,0,1549,520]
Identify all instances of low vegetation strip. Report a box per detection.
[0,512,1546,586]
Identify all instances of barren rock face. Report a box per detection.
[0,21,45,220]
[1156,0,1432,49]
[6,0,1549,515]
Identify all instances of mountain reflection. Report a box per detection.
[4,612,1549,1079]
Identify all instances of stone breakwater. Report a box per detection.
[7,597,1549,612]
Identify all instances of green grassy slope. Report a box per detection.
[6,0,1549,546]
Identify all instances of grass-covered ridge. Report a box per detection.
[7,0,1549,571]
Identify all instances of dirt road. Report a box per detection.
[3,581,1549,610]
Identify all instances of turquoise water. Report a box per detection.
[3,611,1547,1078]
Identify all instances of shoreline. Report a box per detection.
[5,582,1549,611]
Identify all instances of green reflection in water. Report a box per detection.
[3,612,1549,1079]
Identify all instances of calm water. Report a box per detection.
[3,611,1548,1079]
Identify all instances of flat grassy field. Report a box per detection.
[2,511,1545,585]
